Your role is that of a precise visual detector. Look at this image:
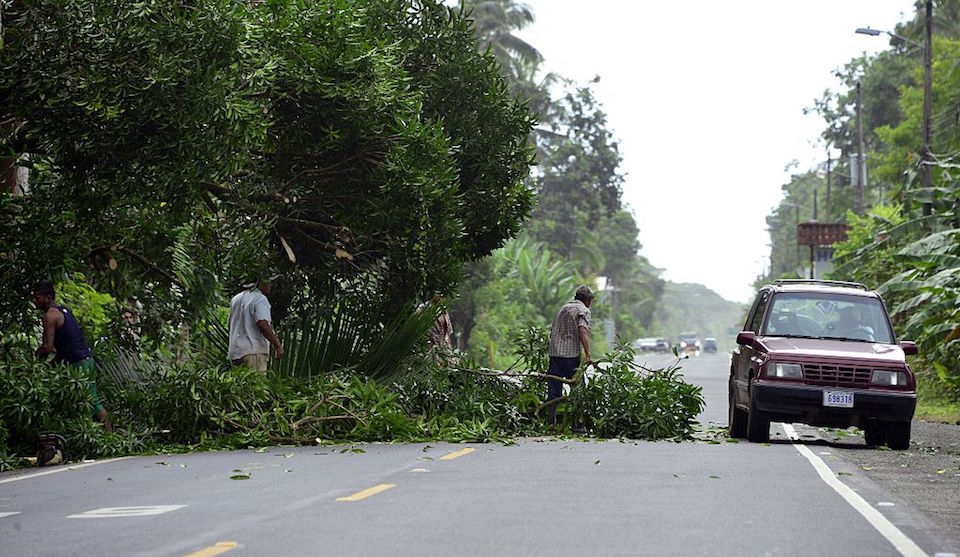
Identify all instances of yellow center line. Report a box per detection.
[336,483,396,502]
[439,447,475,461]
[183,541,237,557]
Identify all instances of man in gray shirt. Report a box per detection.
[545,285,594,422]
[228,276,283,371]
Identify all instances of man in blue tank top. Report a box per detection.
[32,281,113,431]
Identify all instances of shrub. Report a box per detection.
[1,332,706,469]
[569,345,705,440]
[0,360,141,461]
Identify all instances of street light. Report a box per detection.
[854,26,922,49]
[856,0,933,216]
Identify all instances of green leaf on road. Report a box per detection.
[230,474,251,480]
[709,475,720,479]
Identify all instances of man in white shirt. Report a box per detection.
[228,276,283,371]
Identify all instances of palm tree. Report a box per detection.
[463,0,543,88]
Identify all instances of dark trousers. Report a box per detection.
[547,356,580,400]
[546,356,580,423]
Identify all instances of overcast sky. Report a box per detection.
[515,0,915,303]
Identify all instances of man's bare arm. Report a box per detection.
[36,309,60,359]
[578,325,591,363]
[257,320,284,359]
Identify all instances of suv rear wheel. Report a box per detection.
[886,422,911,450]
[746,378,770,443]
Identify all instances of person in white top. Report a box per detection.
[227,276,283,371]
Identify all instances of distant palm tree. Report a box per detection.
[463,0,543,86]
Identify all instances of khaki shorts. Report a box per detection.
[231,353,268,372]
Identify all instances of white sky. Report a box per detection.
[516,0,914,303]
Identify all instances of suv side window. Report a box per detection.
[748,291,770,333]
[743,294,761,330]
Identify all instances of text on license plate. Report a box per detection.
[823,391,854,408]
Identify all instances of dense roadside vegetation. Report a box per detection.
[0,1,693,469]
[1,335,703,470]
[759,0,960,418]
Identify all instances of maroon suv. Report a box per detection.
[729,280,918,449]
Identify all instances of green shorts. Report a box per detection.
[71,358,105,416]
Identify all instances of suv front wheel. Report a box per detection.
[728,381,747,438]
[863,424,884,447]
[886,422,911,450]
[746,377,770,443]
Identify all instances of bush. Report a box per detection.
[0,360,141,462]
[569,345,705,439]
[1,331,707,469]
[104,365,423,447]
[396,339,705,442]
[393,357,539,440]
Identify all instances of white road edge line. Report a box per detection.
[0,457,130,484]
[782,424,927,557]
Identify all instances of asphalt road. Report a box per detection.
[1,352,957,556]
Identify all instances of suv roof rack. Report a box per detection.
[772,279,868,290]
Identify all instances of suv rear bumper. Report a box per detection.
[753,382,916,428]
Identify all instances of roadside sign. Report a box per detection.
[797,222,848,246]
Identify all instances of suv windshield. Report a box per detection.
[762,292,895,344]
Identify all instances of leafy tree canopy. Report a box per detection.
[0,0,536,332]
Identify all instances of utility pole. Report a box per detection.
[856,81,865,215]
[825,150,832,220]
[810,190,817,279]
[794,204,800,271]
[922,0,933,216]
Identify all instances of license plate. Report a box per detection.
[823,391,854,408]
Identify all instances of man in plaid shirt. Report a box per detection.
[545,285,594,422]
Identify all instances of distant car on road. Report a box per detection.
[635,338,659,352]
[729,280,917,449]
[678,332,700,356]
[702,337,718,353]
[655,338,670,353]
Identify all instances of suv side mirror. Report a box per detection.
[900,341,918,356]
[736,331,757,348]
